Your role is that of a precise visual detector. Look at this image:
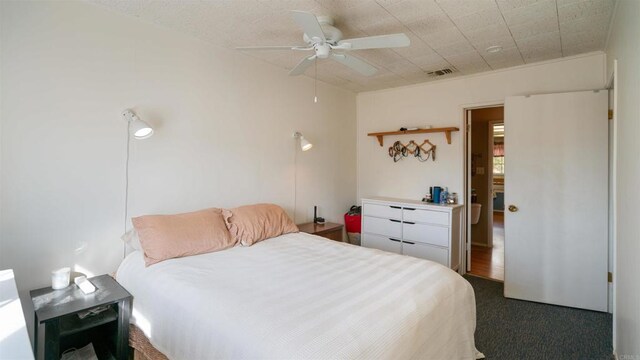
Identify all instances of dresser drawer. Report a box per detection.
[402,222,449,247]
[363,203,402,220]
[363,216,402,238]
[402,208,449,226]
[362,233,402,254]
[402,241,449,266]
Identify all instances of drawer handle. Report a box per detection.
[404,221,415,225]
[389,219,401,223]
[403,241,415,245]
[390,206,402,209]
[389,238,401,243]
[404,207,416,211]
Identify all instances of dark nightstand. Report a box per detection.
[297,222,344,242]
[30,275,132,360]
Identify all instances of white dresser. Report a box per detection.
[361,197,464,274]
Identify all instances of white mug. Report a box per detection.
[51,267,71,290]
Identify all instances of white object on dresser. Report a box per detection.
[361,197,464,274]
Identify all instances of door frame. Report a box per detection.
[462,101,504,272]
[487,120,504,248]
[607,60,618,341]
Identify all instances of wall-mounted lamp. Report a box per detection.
[122,109,154,257]
[122,109,154,139]
[293,131,313,151]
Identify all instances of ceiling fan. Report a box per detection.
[236,11,411,77]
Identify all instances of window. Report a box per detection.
[493,123,504,175]
[493,155,504,175]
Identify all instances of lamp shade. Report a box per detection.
[300,137,313,151]
[131,119,154,140]
[123,109,154,140]
[293,132,312,151]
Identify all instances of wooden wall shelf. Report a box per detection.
[368,127,460,146]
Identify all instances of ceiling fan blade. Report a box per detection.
[289,55,317,76]
[291,11,326,43]
[337,33,410,50]
[236,46,311,51]
[331,53,377,76]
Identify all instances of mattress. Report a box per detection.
[116,232,481,360]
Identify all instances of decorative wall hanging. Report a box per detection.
[388,140,436,162]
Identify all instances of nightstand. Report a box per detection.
[30,275,132,360]
[297,222,344,242]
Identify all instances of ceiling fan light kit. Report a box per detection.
[237,10,411,77]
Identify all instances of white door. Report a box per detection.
[504,90,608,312]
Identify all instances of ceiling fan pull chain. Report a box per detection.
[314,57,318,103]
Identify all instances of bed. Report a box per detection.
[116,231,481,359]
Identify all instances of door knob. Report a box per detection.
[508,205,519,212]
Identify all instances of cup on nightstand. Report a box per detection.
[51,267,71,290]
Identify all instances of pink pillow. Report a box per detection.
[132,208,235,266]
[223,204,298,246]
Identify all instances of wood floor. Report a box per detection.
[468,212,504,281]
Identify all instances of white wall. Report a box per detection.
[605,0,640,357]
[357,53,606,202]
[0,0,356,325]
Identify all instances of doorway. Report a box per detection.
[466,106,505,281]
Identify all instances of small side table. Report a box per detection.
[30,275,132,360]
[297,222,344,242]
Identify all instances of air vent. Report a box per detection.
[427,67,456,77]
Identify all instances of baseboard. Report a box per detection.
[464,273,504,283]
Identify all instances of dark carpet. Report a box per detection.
[465,275,613,360]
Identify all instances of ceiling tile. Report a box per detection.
[408,53,452,72]
[501,0,557,26]
[508,15,559,40]
[419,27,468,49]
[450,8,505,33]
[483,46,523,62]
[312,0,371,12]
[562,41,602,56]
[435,0,497,19]
[435,41,476,57]
[562,30,606,48]
[374,0,406,6]
[488,56,525,70]
[380,0,443,25]
[405,15,457,38]
[454,62,492,74]
[495,0,550,12]
[560,13,610,34]
[463,23,512,45]
[445,50,487,65]
[355,48,404,67]
[557,0,614,22]
[526,51,563,63]
[473,36,519,55]
[258,0,326,12]
[392,33,437,58]
[355,14,407,36]
[385,58,425,76]
[516,31,562,61]
[329,1,390,31]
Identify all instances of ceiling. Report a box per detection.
[91,0,615,92]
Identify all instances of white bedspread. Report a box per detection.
[116,232,480,360]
